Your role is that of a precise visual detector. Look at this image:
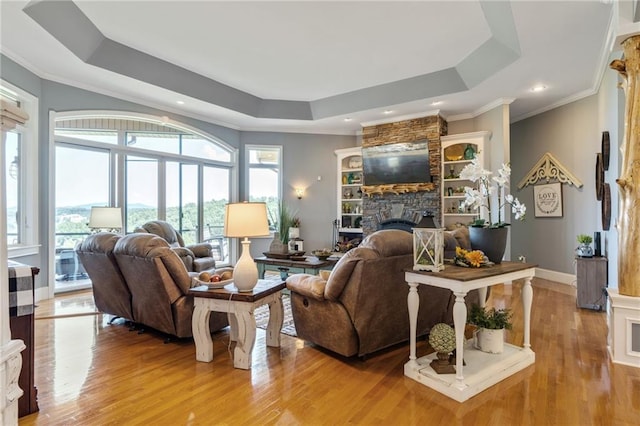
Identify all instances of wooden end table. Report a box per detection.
[404,261,537,402]
[189,279,286,369]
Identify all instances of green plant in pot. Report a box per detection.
[267,201,296,254]
[468,304,512,354]
[576,234,594,258]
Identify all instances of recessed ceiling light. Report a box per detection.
[176,100,185,105]
[431,101,442,106]
[530,85,547,93]
[383,110,393,114]
[344,117,353,122]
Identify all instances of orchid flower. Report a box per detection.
[459,160,526,227]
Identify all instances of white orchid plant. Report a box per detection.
[459,158,526,228]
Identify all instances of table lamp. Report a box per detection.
[224,202,270,292]
[88,207,123,233]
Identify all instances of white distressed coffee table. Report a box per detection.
[189,279,286,369]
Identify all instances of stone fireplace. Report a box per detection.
[361,115,446,236]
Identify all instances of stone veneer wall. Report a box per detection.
[361,115,447,236]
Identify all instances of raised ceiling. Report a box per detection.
[0,1,617,134]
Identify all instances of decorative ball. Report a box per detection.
[429,323,456,354]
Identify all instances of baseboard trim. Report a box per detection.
[535,268,575,286]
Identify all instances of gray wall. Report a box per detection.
[511,88,618,281]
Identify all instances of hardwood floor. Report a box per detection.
[19,279,639,425]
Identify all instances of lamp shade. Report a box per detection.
[224,202,270,238]
[88,207,122,229]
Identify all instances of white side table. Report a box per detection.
[189,279,285,369]
[404,261,536,402]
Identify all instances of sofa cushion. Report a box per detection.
[444,226,471,259]
[324,247,378,301]
[450,226,471,249]
[286,274,327,301]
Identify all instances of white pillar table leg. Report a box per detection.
[266,297,284,347]
[233,305,257,370]
[453,291,468,391]
[407,281,420,365]
[192,300,213,362]
[522,276,533,351]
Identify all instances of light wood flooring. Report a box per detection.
[19,278,639,425]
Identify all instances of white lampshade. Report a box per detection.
[224,202,270,292]
[89,207,123,230]
[224,202,270,238]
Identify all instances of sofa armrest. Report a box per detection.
[286,274,327,301]
[187,243,213,258]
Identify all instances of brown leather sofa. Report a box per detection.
[76,232,133,322]
[134,220,217,273]
[286,229,483,358]
[112,233,229,338]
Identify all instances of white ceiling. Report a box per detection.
[0,1,618,135]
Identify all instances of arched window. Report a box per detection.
[53,112,236,293]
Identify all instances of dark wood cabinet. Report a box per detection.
[8,264,39,417]
[576,257,608,311]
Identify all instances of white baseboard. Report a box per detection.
[535,268,576,286]
[35,286,51,303]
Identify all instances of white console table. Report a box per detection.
[405,261,536,402]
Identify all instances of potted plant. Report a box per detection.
[268,202,295,254]
[576,234,594,257]
[289,217,301,240]
[468,304,512,354]
[459,159,527,263]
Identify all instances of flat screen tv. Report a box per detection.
[362,141,431,186]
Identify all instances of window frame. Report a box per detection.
[50,111,238,294]
[2,79,40,258]
[244,144,283,230]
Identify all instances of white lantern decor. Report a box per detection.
[413,214,444,272]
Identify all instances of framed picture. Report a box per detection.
[534,182,563,217]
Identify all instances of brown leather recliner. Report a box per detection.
[134,220,216,273]
[286,229,482,358]
[113,233,228,338]
[76,232,134,322]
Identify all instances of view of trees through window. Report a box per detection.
[54,117,234,292]
[247,146,281,230]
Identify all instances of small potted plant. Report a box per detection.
[576,234,594,257]
[289,217,301,240]
[468,304,512,354]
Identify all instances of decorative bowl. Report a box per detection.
[312,250,332,261]
[192,277,233,289]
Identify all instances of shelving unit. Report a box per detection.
[335,147,363,248]
[440,131,491,229]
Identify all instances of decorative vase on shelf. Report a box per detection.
[469,226,509,264]
[464,144,476,160]
[289,227,300,240]
[473,328,505,354]
[269,232,288,254]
